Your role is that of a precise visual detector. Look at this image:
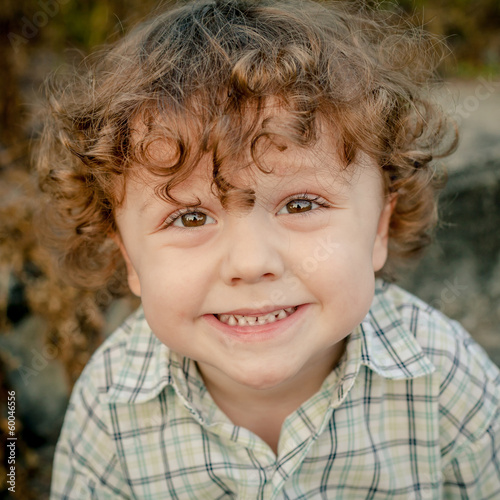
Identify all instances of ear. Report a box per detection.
[372,194,397,272]
[111,233,142,297]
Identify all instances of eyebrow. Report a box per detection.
[136,158,350,216]
[138,194,202,215]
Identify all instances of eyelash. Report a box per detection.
[162,207,209,229]
[278,194,330,214]
[161,194,330,229]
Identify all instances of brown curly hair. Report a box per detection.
[36,0,457,289]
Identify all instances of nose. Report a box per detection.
[220,215,285,286]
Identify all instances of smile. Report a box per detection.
[204,304,309,342]
[215,307,298,327]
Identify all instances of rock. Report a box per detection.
[399,80,500,368]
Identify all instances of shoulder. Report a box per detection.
[75,306,145,394]
[52,308,165,477]
[376,280,500,454]
[376,280,499,385]
[50,310,150,499]
[72,306,171,406]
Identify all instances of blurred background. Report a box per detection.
[0,0,499,497]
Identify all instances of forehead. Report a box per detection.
[123,110,382,210]
[122,153,383,225]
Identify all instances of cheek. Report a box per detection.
[142,276,195,318]
[140,280,198,352]
[306,242,375,311]
[138,249,213,320]
[308,236,374,278]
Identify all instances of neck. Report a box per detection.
[197,341,346,454]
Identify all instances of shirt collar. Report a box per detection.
[358,279,436,380]
[108,280,435,408]
[108,308,172,404]
[107,309,215,425]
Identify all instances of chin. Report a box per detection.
[230,365,297,392]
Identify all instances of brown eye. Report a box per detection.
[171,211,214,228]
[179,212,206,227]
[169,209,215,229]
[285,199,313,213]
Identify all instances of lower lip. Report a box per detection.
[203,304,309,342]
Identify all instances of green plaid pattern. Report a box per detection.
[51,280,500,499]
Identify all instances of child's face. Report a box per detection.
[115,129,393,393]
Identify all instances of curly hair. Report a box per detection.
[36,0,457,289]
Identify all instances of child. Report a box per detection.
[39,0,500,498]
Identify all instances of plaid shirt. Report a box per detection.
[51,280,500,499]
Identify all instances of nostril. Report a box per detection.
[228,272,277,285]
[262,272,278,281]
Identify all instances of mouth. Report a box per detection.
[214,306,298,327]
[204,304,309,342]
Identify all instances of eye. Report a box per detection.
[171,211,216,228]
[277,198,321,215]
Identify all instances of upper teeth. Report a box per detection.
[217,307,297,326]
